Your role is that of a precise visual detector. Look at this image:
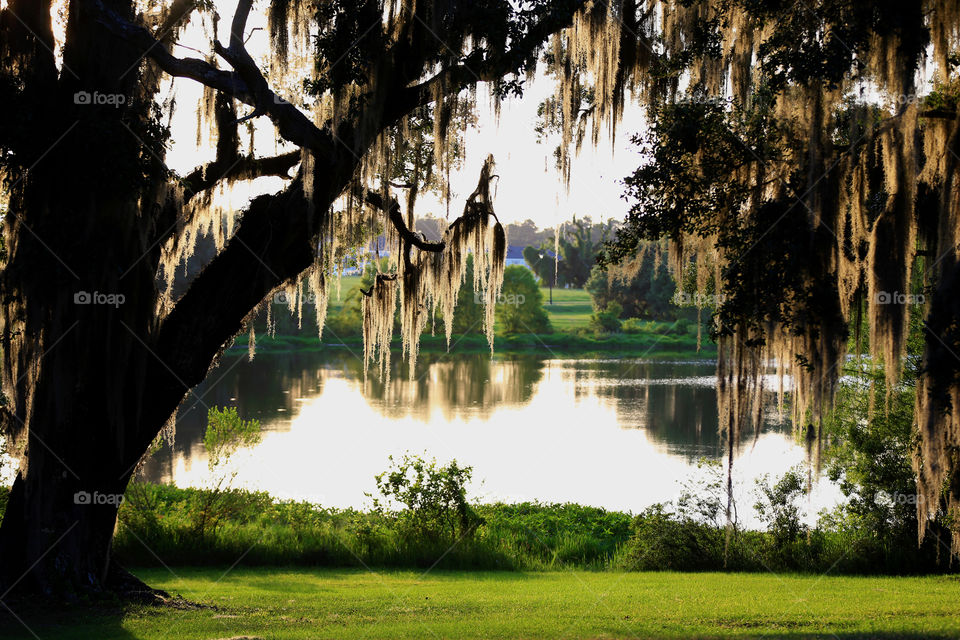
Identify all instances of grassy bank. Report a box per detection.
[255,280,711,355]
[114,485,633,571]
[5,568,960,639]
[232,328,711,356]
[326,278,595,329]
[540,286,594,330]
[103,483,946,577]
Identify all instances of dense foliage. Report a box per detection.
[585,253,677,321]
[599,0,960,552]
[495,266,552,334]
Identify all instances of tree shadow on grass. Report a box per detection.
[0,601,139,640]
[0,593,212,640]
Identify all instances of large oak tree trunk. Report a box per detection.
[0,125,163,597]
[0,0,349,594]
[0,0,196,597]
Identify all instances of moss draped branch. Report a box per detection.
[360,189,445,253]
[180,150,301,199]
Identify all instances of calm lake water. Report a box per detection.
[141,350,841,522]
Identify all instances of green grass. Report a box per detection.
[321,279,595,330]
[233,330,709,356]
[542,286,594,330]
[326,275,363,311]
[6,568,960,639]
[327,280,595,330]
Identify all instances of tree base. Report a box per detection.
[105,561,174,605]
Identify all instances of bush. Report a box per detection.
[616,504,729,571]
[589,301,623,334]
[754,469,805,546]
[669,317,691,335]
[371,453,483,543]
[121,406,262,544]
[753,468,810,569]
[820,354,949,574]
[496,266,552,334]
[585,255,677,320]
[621,317,645,334]
[480,502,632,567]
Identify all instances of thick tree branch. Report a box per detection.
[132,0,592,446]
[392,1,590,118]
[180,150,301,198]
[144,179,317,443]
[361,189,445,253]
[95,0,326,150]
[227,0,252,50]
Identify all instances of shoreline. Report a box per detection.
[228,331,717,357]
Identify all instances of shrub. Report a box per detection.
[121,406,263,543]
[924,78,960,113]
[204,406,261,468]
[496,266,552,334]
[371,453,483,543]
[621,317,645,334]
[589,301,623,334]
[754,468,806,546]
[616,504,729,571]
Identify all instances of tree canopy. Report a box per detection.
[597,0,960,554]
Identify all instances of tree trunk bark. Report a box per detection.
[0,207,165,598]
[1,469,128,597]
[0,0,180,597]
[0,0,361,599]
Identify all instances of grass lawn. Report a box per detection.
[326,279,593,331]
[327,277,593,325]
[326,275,363,311]
[542,286,594,330]
[6,569,960,639]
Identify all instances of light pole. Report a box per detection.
[539,251,553,305]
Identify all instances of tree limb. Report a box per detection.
[360,273,399,297]
[360,189,445,253]
[180,150,301,199]
[95,0,327,150]
[392,1,590,118]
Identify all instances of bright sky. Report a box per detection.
[418,81,648,226]
[161,2,649,227]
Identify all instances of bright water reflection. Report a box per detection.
[142,351,840,522]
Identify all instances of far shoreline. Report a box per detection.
[227,331,718,358]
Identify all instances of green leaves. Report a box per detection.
[204,406,262,470]
[371,452,482,542]
[496,265,551,334]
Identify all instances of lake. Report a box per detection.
[141,349,841,524]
